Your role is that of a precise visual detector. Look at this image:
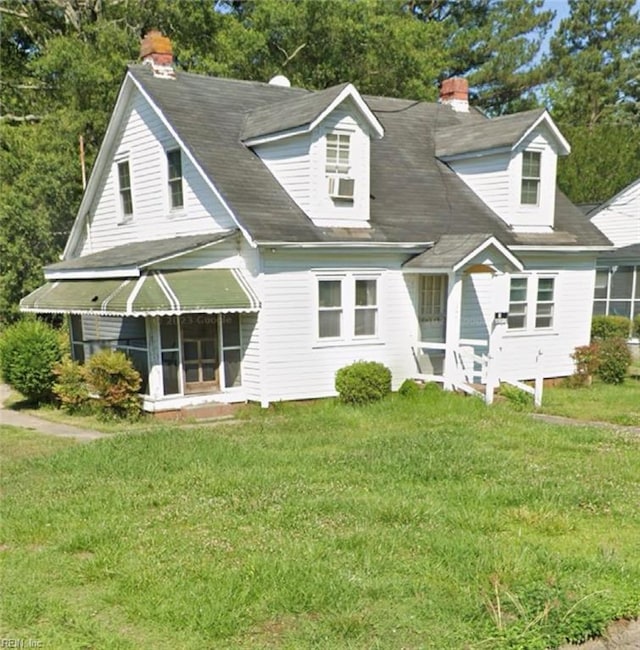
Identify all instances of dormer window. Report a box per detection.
[326,132,354,201]
[167,148,184,210]
[520,151,541,205]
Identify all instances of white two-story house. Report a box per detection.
[21,31,612,413]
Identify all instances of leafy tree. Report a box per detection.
[545,0,640,203]
[404,0,554,114]
[547,0,640,127]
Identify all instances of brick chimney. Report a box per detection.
[439,77,469,112]
[140,30,175,79]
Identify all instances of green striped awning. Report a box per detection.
[20,269,260,316]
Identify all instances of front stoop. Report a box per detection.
[153,402,240,421]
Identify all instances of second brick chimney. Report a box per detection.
[439,77,469,112]
[140,30,175,79]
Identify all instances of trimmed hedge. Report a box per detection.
[0,319,63,402]
[335,361,391,405]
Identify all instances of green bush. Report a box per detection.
[86,349,141,420]
[591,315,632,340]
[568,343,600,387]
[398,378,422,398]
[0,319,63,402]
[634,314,640,338]
[335,361,391,405]
[53,357,91,414]
[596,337,631,385]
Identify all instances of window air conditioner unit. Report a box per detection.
[328,176,355,200]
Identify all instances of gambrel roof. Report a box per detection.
[101,66,610,249]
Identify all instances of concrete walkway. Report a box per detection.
[531,412,640,436]
[0,384,106,442]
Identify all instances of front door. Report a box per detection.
[181,316,219,394]
[419,275,447,342]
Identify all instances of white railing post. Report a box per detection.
[534,349,543,407]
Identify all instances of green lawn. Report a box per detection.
[539,378,640,426]
[1,389,639,649]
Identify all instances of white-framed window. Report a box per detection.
[419,275,446,322]
[535,277,555,329]
[117,159,134,221]
[167,148,184,210]
[520,150,541,205]
[318,279,343,339]
[326,131,354,201]
[508,277,528,329]
[316,273,381,342]
[354,278,377,337]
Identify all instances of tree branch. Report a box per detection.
[0,114,42,124]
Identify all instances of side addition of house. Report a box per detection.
[21,31,612,413]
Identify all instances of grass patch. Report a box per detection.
[540,379,640,426]
[1,391,639,648]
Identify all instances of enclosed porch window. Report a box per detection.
[160,313,242,396]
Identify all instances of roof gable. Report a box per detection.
[436,108,570,160]
[241,82,384,145]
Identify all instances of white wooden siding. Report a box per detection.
[450,125,560,232]
[257,249,417,402]
[253,135,311,213]
[78,92,235,256]
[449,153,511,219]
[496,254,596,380]
[590,181,640,248]
[308,100,371,228]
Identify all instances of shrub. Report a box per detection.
[398,378,422,398]
[591,315,632,340]
[596,337,631,385]
[335,361,391,405]
[53,357,91,414]
[569,343,600,387]
[86,349,141,420]
[634,314,640,338]
[0,319,63,402]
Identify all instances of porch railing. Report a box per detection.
[413,340,543,406]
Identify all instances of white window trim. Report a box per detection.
[505,273,559,335]
[507,275,528,331]
[314,271,382,346]
[534,275,556,330]
[520,149,542,208]
[166,147,185,214]
[114,153,134,224]
[325,129,355,202]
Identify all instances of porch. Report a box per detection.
[404,234,543,405]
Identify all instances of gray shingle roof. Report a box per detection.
[403,233,494,269]
[436,108,546,159]
[46,231,235,274]
[599,242,640,262]
[127,65,609,249]
[241,82,350,141]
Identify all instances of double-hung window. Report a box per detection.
[318,279,343,338]
[354,279,377,336]
[520,151,541,205]
[326,132,354,200]
[117,160,133,220]
[167,148,184,210]
[508,277,528,329]
[535,277,555,328]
